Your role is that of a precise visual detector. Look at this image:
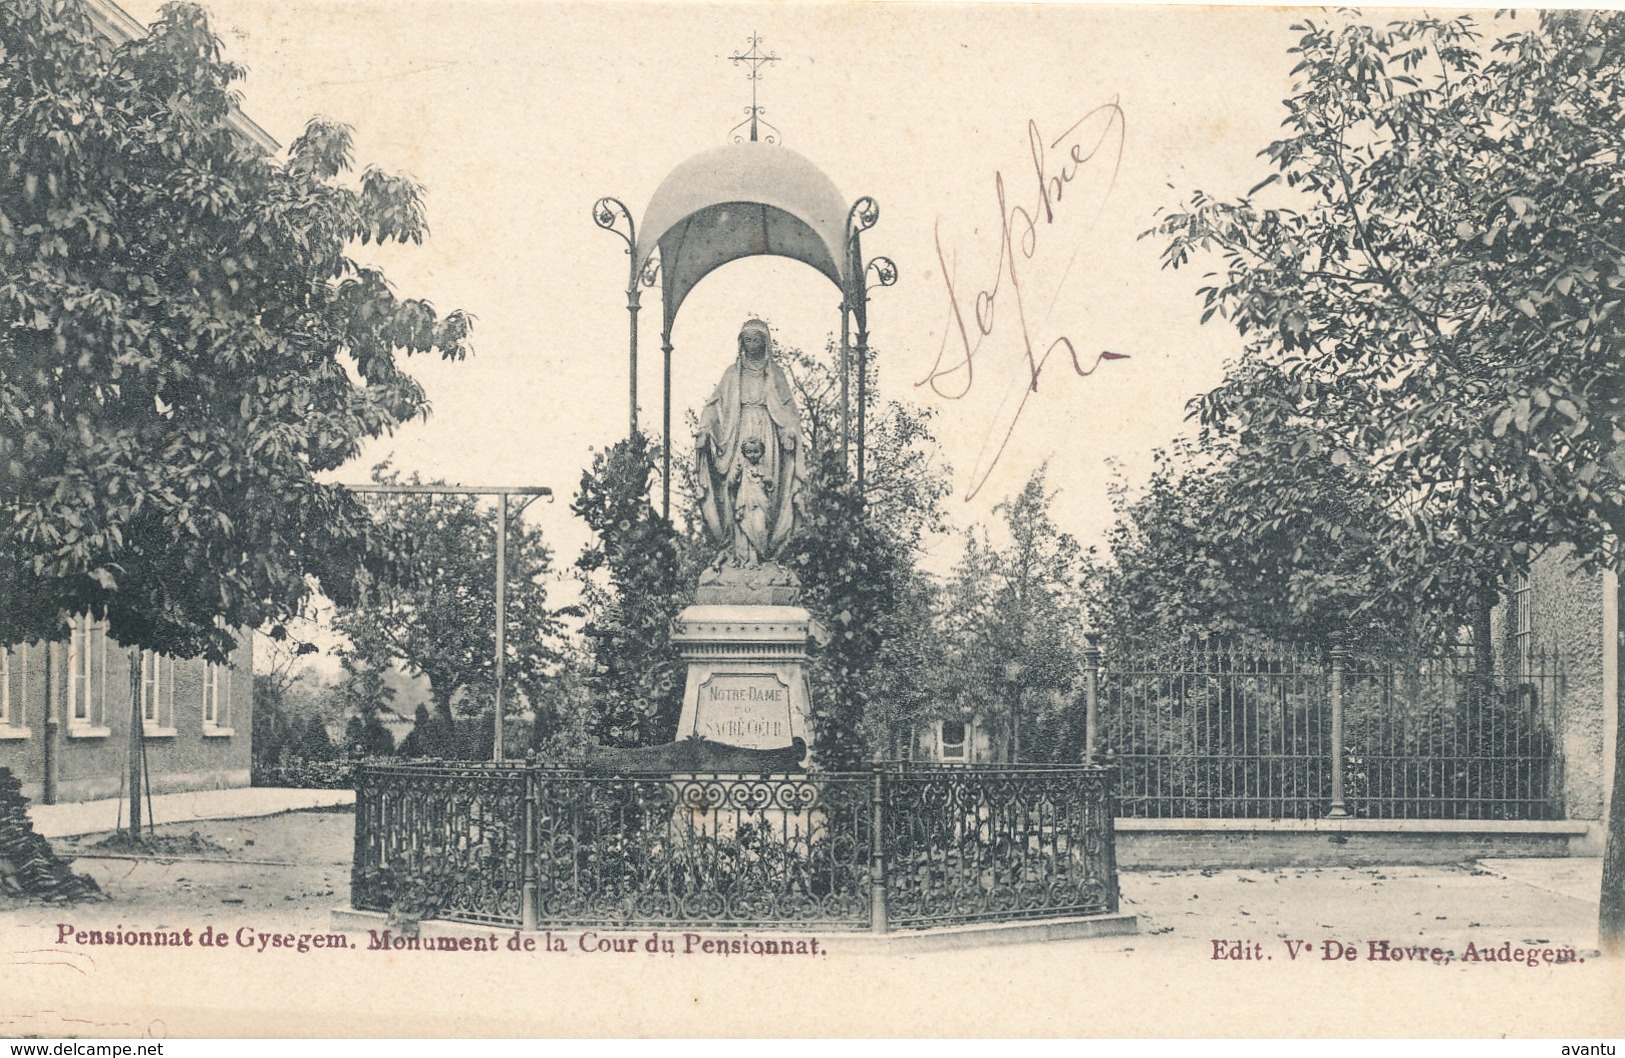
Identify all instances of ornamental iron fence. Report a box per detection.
[352,762,1119,933]
[880,765,1119,929]
[351,763,528,927]
[1093,640,1564,820]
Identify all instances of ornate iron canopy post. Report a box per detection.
[661,318,674,519]
[840,290,851,469]
[593,36,888,517]
[861,254,898,489]
[845,199,874,487]
[845,197,896,491]
[592,197,640,438]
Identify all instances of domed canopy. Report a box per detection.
[637,142,852,334]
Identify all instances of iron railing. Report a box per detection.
[1340,652,1564,820]
[880,764,1119,929]
[1094,640,1564,820]
[351,762,528,927]
[352,762,1120,933]
[529,772,872,929]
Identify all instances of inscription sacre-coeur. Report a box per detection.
[696,673,793,749]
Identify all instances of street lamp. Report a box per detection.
[1004,660,1026,763]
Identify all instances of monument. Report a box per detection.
[671,319,822,764]
[591,35,894,769]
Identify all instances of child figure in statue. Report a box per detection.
[732,436,774,567]
[695,318,806,565]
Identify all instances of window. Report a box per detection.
[140,651,176,736]
[1509,570,1533,680]
[0,644,31,739]
[939,719,967,762]
[68,615,110,737]
[203,660,232,735]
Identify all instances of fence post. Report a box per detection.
[1328,648,1350,818]
[350,764,370,908]
[521,767,538,931]
[1083,631,1103,762]
[869,768,889,934]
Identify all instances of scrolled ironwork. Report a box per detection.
[592,196,636,255]
[866,256,898,292]
[729,107,781,146]
[639,253,661,288]
[352,763,528,928]
[723,779,776,812]
[879,765,1118,929]
[353,762,1120,934]
[847,196,880,237]
[728,34,782,144]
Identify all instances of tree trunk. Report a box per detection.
[1601,571,1625,954]
[127,651,142,842]
[1602,718,1625,954]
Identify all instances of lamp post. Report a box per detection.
[1004,660,1026,764]
[1082,631,1103,762]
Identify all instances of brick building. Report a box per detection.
[0,623,253,803]
[0,0,274,806]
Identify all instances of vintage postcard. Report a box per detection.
[1,0,1623,1040]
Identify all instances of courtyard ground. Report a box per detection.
[1,805,1620,1038]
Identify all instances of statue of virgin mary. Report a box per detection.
[695,319,805,566]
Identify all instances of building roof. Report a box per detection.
[82,0,280,155]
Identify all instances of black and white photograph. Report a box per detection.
[0,0,1622,1040]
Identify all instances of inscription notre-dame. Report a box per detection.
[696,673,793,748]
[706,684,786,703]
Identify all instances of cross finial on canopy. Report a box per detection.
[729,32,781,144]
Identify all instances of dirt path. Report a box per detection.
[4,808,352,934]
[9,807,1605,959]
[0,808,1619,1037]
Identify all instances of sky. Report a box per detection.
[106,0,1355,672]
[115,0,1311,541]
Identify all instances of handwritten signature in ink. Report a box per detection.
[919,100,1131,501]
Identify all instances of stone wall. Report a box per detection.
[1115,819,1593,868]
[1521,548,1608,821]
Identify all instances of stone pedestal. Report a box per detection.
[671,604,820,764]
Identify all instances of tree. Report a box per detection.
[0,0,471,662]
[252,669,304,782]
[572,433,687,748]
[293,712,337,763]
[1146,11,1625,948]
[784,450,912,768]
[332,467,564,758]
[940,467,1088,763]
[775,336,953,764]
[524,640,596,762]
[335,652,396,757]
[777,337,951,554]
[1094,436,1470,653]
